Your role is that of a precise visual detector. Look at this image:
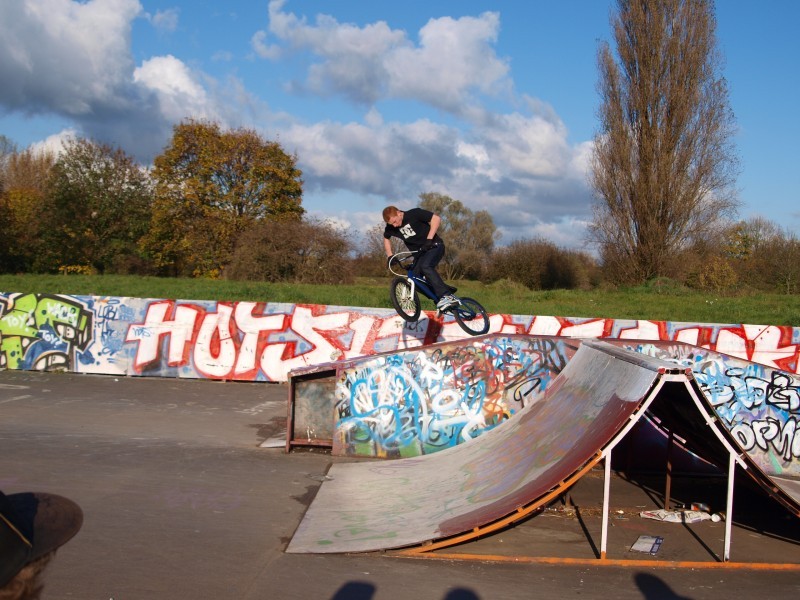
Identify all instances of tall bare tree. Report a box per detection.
[589,0,739,283]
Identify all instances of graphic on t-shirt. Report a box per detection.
[400,224,416,239]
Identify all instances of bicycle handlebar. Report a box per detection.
[387,241,442,276]
[387,250,418,277]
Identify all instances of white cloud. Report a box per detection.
[0,0,142,114]
[133,55,214,122]
[251,30,282,60]
[0,0,255,161]
[282,106,594,247]
[0,0,179,161]
[255,1,509,112]
[385,12,511,112]
[28,128,77,157]
[148,7,179,33]
[281,117,459,198]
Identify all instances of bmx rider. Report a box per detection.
[382,205,458,311]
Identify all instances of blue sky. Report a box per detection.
[1,0,797,249]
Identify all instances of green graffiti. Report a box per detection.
[0,293,93,370]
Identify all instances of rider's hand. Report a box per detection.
[421,239,435,251]
[386,256,393,268]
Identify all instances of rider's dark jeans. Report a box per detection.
[413,244,450,299]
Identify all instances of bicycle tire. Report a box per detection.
[451,297,489,335]
[390,277,421,322]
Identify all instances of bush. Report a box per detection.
[686,255,738,292]
[641,277,690,295]
[492,239,597,290]
[226,219,354,284]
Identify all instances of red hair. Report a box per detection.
[382,206,399,223]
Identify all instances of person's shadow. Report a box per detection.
[330,582,375,600]
[443,589,479,600]
[329,582,480,600]
[635,573,694,599]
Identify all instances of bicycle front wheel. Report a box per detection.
[390,277,421,322]
[452,297,489,335]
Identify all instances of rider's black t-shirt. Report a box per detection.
[383,208,443,251]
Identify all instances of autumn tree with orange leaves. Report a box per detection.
[144,119,304,278]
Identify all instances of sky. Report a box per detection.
[0,0,798,250]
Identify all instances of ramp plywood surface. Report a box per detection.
[287,341,668,553]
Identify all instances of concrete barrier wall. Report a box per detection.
[1,291,799,381]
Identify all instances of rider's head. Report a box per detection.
[383,206,402,226]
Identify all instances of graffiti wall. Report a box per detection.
[1,291,799,383]
[332,336,576,458]
[631,342,800,480]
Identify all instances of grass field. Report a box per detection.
[1,273,798,326]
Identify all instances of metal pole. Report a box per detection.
[664,429,674,509]
[724,452,736,562]
[601,452,611,560]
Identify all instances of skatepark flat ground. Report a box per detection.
[1,370,798,599]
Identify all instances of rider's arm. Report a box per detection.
[427,214,441,240]
[384,237,393,258]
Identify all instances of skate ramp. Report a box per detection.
[287,341,674,553]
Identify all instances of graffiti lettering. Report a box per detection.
[125,301,201,371]
[732,417,800,461]
[0,293,92,370]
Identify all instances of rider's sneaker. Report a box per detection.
[436,295,459,311]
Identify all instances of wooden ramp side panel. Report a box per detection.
[286,341,668,554]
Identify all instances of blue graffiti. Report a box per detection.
[334,337,573,457]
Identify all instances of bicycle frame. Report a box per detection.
[388,251,438,302]
[388,250,490,335]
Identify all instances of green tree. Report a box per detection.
[589,0,739,284]
[418,192,499,279]
[145,119,304,278]
[723,217,781,262]
[39,138,153,274]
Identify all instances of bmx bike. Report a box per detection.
[387,250,490,336]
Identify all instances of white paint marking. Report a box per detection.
[0,395,32,404]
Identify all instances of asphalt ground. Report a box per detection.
[1,369,799,599]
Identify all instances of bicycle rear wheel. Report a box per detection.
[390,277,421,322]
[451,297,489,335]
